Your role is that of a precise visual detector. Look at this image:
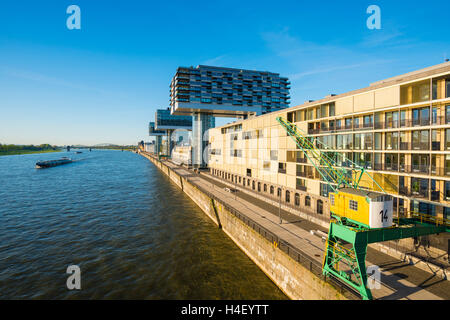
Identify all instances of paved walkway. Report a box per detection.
[152,156,449,300]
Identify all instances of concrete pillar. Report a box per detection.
[166,129,174,157]
[155,136,162,155]
[192,113,215,168]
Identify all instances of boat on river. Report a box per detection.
[35,157,73,169]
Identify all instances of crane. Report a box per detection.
[277,116,449,300]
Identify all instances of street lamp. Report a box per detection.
[234,175,237,200]
[278,187,282,224]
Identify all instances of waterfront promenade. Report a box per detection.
[142,152,450,300]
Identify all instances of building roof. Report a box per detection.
[338,188,387,200]
[217,61,450,130]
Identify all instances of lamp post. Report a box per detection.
[234,175,237,200]
[278,187,282,224]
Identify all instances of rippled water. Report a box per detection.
[0,150,286,299]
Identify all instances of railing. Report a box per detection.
[410,211,450,227]
[296,171,306,177]
[187,177,359,299]
[307,115,450,135]
[399,187,429,199]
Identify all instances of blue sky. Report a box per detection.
[0,0,449,145]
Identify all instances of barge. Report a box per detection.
[35,157,73,169]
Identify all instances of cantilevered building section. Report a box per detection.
[152,109,193,156]
[148,121,166,156]
[170,65,290,167]
[154,108,192,130]
[170,65,290,117]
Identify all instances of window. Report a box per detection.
[285,191,290,203]
[270,150,278,161]
[385,111,398,128]
[374,133,382,150]
[400,110,407,127]
[385,132,398,150]
[270,186,274,195]
[345,118,352,129]
[446,105,450,124]
[277,188,281,197]
[349,200,358,211]
[330,194,335,206]
[412,130,429,150]
[400,80,430,104]
[432,107,438,124]
[264,184,267,192]
[446,182,450,201]
[446,129,450,150]
[363,115,373,128]
[317,200,323,214]
[246,168,251,177]
[354,134,362,150]
[329,103,335,117]
[412,107,430,126]
[447,79,450,98]
[295,193,300,206]
[305,196,311,207]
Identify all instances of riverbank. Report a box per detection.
[139,151,354,300]
[0,149,62,156]
[140,151,450,300]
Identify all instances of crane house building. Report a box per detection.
[207,62,450,224]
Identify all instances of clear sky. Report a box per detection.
[0,0,449,145]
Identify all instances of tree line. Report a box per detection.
[0,144,58,152]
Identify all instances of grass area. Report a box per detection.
[0,149,62,156]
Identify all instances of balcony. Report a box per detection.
[432,141,440,151]
[373,116,448,129]
[308,128,320,134]
[409,165,430,175]
[412,118,430,127]
[399,187,429,199]
[373,163,399,172]
[411,142,430,151]
[431,191,440,201]
[296,171,306,177]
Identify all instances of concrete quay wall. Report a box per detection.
[140,152,351,300]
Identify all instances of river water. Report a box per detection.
[0,150,286,299]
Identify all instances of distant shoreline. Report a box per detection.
[0,149,62,156]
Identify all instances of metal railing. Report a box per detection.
[189,179,359,299]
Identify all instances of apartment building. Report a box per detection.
[208,62,450,223]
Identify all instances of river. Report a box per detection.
[0,150,286,299]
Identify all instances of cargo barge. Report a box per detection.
[35,157,73,169]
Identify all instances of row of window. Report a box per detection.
[310,129,448,151]
[211,169,324,214]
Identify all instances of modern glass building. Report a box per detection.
[169,65,290,167]
[170,65,291,117]
[154,108,192,130]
